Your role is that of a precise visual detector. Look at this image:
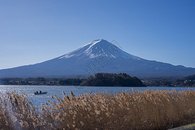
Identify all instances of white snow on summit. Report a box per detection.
[58,39,142,60]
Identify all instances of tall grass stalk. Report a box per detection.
[1,89,195,129]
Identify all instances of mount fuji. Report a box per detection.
[0,39,195,78]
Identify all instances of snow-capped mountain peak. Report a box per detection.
[1,39,195,78]
[58,39,142,60]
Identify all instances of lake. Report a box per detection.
[0,85,195,107]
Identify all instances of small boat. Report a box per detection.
[34,91,47,95]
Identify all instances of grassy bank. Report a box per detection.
[1,89,195,129]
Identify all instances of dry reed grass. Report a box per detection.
[1,89,195,129]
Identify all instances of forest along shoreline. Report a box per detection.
[0,73,194,87]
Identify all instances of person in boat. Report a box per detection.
[40,91,42,93]
[35,91,38,94]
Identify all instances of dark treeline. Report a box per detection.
[59,79,84,85]
[80,73,145,87]
[1,74,194,87]
[0,73,145,87]
[0,77,84,86]
[143,75,195,87]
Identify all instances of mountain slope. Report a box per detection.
[0,39,195,78]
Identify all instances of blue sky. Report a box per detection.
[0,0,195,69]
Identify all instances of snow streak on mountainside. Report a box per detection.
[0,39,195,78]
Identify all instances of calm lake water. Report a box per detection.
[0,85,195,107]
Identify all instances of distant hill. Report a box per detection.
[80,73,145,87]
[0,39,195,78]
[143,74,195,87]
[181,75,195,81]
